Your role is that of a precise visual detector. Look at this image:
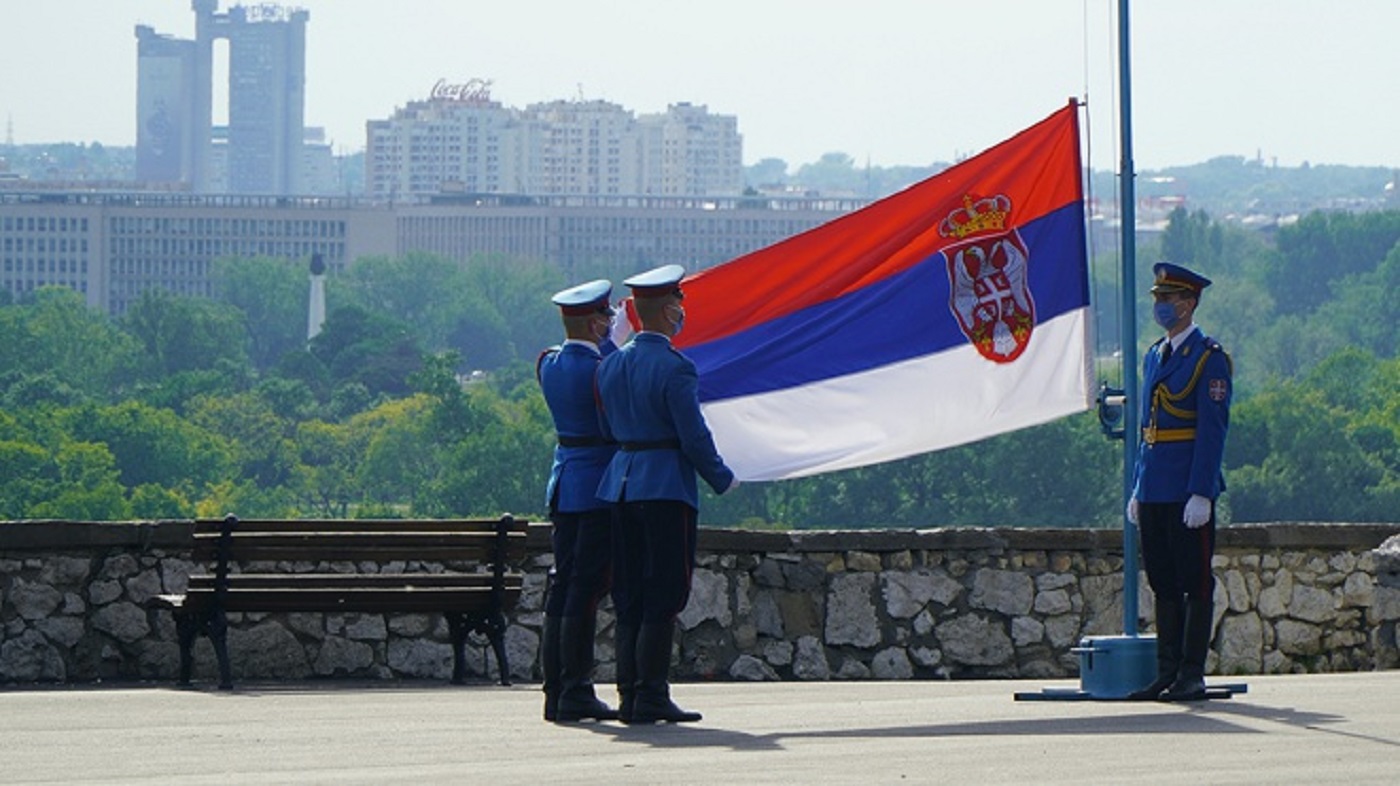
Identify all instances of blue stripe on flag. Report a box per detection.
[691,204,1086,403]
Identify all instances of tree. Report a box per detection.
[309,305,423,398]
[211,255,311,370]
[57,401,232,496]
[0,440,54,519]
[1270,211,1400,314]
[745,157,789,187]
[1,287,143,402]
[26,442,132,520]
[291,419,361,517]
[186,391,299,489]
[121,288,250,376]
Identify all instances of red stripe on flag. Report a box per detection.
[675,103,1082,349]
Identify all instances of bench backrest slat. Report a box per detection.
[186,574,511,590]
[189,517,528,564]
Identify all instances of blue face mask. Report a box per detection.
[668,306,685,337]
[1153,301,1179,330]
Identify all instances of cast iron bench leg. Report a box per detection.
[175,612,198,686]
[209,609,232,690]
[447,614,468,685]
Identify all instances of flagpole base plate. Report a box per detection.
[1013,683,1248,702]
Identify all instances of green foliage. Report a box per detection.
[0,287,143,403]
[55,401,232,495]
[122,288,250,376]
[211,256,311,370]
[2,213,1396,525]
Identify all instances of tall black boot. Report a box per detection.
[541,615,562,721]
[1128,596,1184,700]
[557,616,619,722]
[615,623,639,724]
[629,623,701,724]
[1161,598,1213,702]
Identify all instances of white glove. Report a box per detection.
[1183,494,1212,529]
[1126,497,1139,525]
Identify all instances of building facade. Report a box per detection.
[0,191,860,314]
[366,81,744,203]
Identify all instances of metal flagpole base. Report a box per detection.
[1011,634,1248,701]
[1013,684,1247,702]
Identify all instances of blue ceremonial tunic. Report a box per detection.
[1131,327,1232,504]
[538,339,617,513]
[595,332,733,509]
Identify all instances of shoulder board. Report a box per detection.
[1201,336,1233,375]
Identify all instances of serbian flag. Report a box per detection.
[663,102,1089,481]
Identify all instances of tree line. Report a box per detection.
[1,208,1396,526]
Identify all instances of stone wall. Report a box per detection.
[2,521,1397,685]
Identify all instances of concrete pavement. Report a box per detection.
[4,672,1398,785]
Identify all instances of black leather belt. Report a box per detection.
[621,439,681,451]
[557,435,615,448]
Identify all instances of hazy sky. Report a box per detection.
[3,1,1397,173]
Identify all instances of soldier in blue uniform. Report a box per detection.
[595,264,738,724]
[1127,262,1232,702]
[536,279,620,722]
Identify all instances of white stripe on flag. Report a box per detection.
[702,308,1093,481]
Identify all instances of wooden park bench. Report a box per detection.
[148,514,528,690]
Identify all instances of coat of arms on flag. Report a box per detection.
[942,194,1036,363]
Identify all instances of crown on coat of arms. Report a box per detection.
[939,194,1012,239]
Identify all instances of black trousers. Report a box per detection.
[1138,500,1216,602]
[611,499,698,626]
[547,508,613,617]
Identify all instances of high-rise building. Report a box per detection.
[638,103,744,196]
[365,82,744,202]
[366,79,527,201]
[222,4,308,194]
[521,99,644,196]
[134,1,308,195]
[134,26,198,185]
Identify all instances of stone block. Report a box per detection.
[9,579,62,621]
[937,614,1013,667]
[792,636,830,680]
[881,569,962,619]
[730,654,779,681]
[1288,584,1337,624]
[871,647,914,679]
[314,636,374,675]
[969,569,1033,616]
[678,568,730,630]
[825,572,879,647]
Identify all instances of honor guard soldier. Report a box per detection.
[595,264,739,724]
[1127,262,1232,702]
[536,279,620,722]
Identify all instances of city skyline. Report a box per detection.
[2,1,1398,174]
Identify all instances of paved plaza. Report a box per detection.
[4,672,1397,784]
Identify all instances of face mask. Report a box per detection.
[1153,301,1179,330]
[667,305,685,337]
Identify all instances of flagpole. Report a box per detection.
[1117,0,1141,638]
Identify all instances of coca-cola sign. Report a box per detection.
[431,78,493,104]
